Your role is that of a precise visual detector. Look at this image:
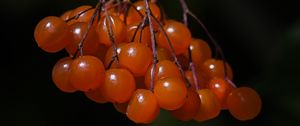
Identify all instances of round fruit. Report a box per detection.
[52,57,76,93]
[69,56,105,91]
[96,14,126,46]
[227,87,262,121]
[126,89,160,124]
[34,16,72,53]
[144,60,181,89]
[208,78,235,109]
[154,77,187,110]
[170,88,200,121]
[102,68,136,103]
[157,20,192,55]
[119,43,152,76]
[194,89,221,122]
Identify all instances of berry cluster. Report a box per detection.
[34,0,262,124]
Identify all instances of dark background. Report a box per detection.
[1,0,300,125]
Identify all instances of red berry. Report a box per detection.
[52,57,76,93]
[69,56,105,91]
[227,87,262,121]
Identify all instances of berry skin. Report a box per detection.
[68,5,95,25]
[60,10,73,22]
[157,20,192,55]
[69,56,105,91]
[52,57,76,93]
[157,47,173,61]
[208,78,235,109]
[170,88,201,121]
[84,87,108,104]
[66,22,100,56]
[34,16,72,53]
[201,58,233,80]
[194,89,221,122]
[185,70,210,89]
[154,77,187,110]
[227,87,262,121]
[104,43,125,68]
[113,102,128,114]
[119,43,152,76]
[126,89,160,124]
[96,14,127,46]
[144,60,181,89]
[126,1,161,25]
[127,23,151,46]
[102,68,136,103]
[184,39,212,64]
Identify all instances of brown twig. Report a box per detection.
[179,0,230,80]
[72,2,102,58]
[144,0,158,91]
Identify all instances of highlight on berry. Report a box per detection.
[34,0,262,124]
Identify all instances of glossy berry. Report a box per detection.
[201,58,233,80]
[157,20,192,55]
[170,88,201,121]
[119,43,152,76]
[96,14,127,46]
[208,78,235,109]
[102,68,136,103]
[154,77,187,110]
[69,56,105,91]
[227,87,262,121]
[127,1,161,25]
[84,87,108,104]
[184,39,212,64]
[144,60,181,89]
[127,89,160,124]
[34,16,72,53]
[194,89,221,122]
[52,57,76,93]
[66,22,99,56]
[60,10,73,22]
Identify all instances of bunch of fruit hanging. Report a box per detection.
[34,0,262,124]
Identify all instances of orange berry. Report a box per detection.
[208,78,235,109]
[102,68,136,103]
[52,57,76,93]
[184,39,212,65]
[201,58,233,80]
[154,77,187,110]
[227,87,262,121]
[144,60,181,89]
[69,56,105,91]
[157,20,192,55]
[170,88,200,121]
[194,89,221,122]
[96,15,127,46]
[34,16,72,53]
[127,89,160,124]
[119,43,152,76]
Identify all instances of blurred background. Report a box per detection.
[1,0,300,125]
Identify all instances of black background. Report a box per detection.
[1,0,300,125]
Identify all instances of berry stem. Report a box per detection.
[150,13,191,88]
[179,0,230,80]
[65,7,94,23]
[72,2,102,58]
[144,0,158,91]
[179,0,200,90]
[104,4,121,67]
